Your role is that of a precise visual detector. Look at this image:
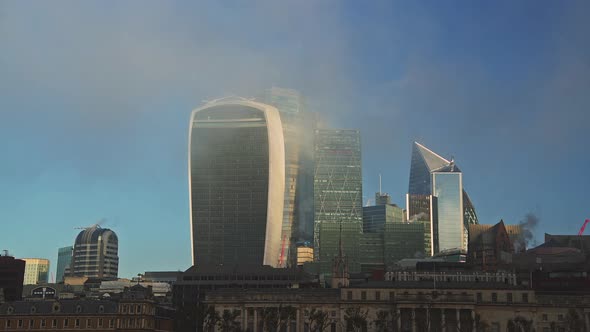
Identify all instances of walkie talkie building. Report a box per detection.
[188,97,285,267]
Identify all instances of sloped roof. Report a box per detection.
[413,142,450,172]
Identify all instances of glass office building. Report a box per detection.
[362,204,403,233]
[189,97,285,267]
[22,258,49,285]
[257,87,313,267]
[72,225,118,279]
[407,142,478,253]
[56,246,73,283]
[313,129,362,272]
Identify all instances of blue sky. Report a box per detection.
[1,1,589,279]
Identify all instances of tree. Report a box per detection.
[564,308,584,332]
[344,307,369,332]
[258,307,279,332]
[218,309,242,332]
[474,314,490,332]
[305,308,332,332]
[203,306,220,332]
[277,305,297,332]
[508,316,535,332]
[374,310,393,332]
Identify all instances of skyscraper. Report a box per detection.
[71,225,118,279]
[314,129,363,272]
[22,258,49,285]
[257,87,313,267]
[189,97,285,267]
[407,142,478,253]
[56,246,73,283]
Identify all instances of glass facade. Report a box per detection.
[317,222,362,273]
[191,106,269,266]
[362,204,403,233]
[313,129,362,273]
[432,172,464,252]
[189,99,285,267]
[384,222,425,265]
[22,259,49,285]
[258,88,313,267]
[56,246,72,283]
[407,142,477,253]
[72,226,118,278]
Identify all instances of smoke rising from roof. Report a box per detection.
[518,213,539,250]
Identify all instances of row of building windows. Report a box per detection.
[343,290,531,303]
[4,317,115,329]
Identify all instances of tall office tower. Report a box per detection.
[22,258,49,285]
[314,129,363,273]
[406,194,437,255]
[71,225,119,279]
[0,252,25,301]
[189,97,285,267]
[362,202,404,233]
[407,142,478,253]
[257,87,312,267]
[56,246,73,283]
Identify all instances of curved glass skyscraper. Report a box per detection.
[407,142,478,253]
[188,97,285,267]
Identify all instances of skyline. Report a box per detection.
[1,1,589,279]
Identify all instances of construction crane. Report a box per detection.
[578,219,590,236]
[278,235,287,267]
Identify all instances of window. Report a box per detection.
[389,291,395,300]
[5,320,11,328]
[53,304,60,313]
[64,319,69,327]
[87,319,91,328]
[137,305,141,313]
[18,320,23,328]
[99,305,104,313]
[99,318,103,327]
[109,319,114,328]
[331,311,336,317]
[6,306,14,314]
[542,314,548,321]
[491,293,497,302]
[522,293,529,303]
[52,319,57,328]
[491,322,500,332]
[347,291,353,300]
[76,305,82,313]
[30,306,37,314]
[476,292,482,302]
[507,293,513,303]
[75,319,80,327]
[41,319,46,327]
[558,314,564,321]
[130,305,134,314]
[29,320,34,328]
[361,291,367,300]
[375,291,381,300]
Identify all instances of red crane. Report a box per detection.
[278,235,287,267]
[578,219,590,236]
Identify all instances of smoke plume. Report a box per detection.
[516,213,539,250]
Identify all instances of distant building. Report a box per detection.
[384,222,425,266]
[468,221,516,271]
[0,253,25,301]
[313,129,363,273]
[189,97,285,267]
[296,246,314,266]
[374,192,392,206]
[0,285,174,331]
[22,259,49,285]
[56,247,73,283]
[407,142,479,253]
[362,203,403,233]
[258,87,313,267]
[71,225,118,279]
[406,193,437,256]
